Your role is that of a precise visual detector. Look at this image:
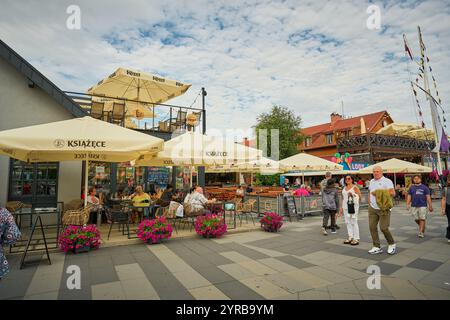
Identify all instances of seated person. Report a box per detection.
[185,186,216,216]
[246,185,254,194]
[130,185,151,222]
[86,187,104,224]
[171,189,184,203]
[236,185,245,199]
[156,184,174,207]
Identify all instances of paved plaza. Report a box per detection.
[1,202,449,300]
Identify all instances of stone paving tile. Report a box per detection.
[24,291,59,300]
[237,260,278,276]
[221,242,271,260]
[325,281,360,295]
[421,252,450,263]
[88,265,119,286]
[382,277,427,299]
[189,285,230,300]
[283,269,333,289]
[121,278,159,300]
[419,272,450,291]
[320,264,368,280]
[214,281,264,300]
[257,257,298,273]
[362,294,395,300]
[111,253,137,266]
[115,263,147,281]
[432,262,450,276]
[341,257,377,271]
[220,251,253,263]
[329,292,363,300]
[353,278,394,298]
[218,263,258,280]
[194,266,236,285]
[91,281,126,300]
[411,282,450,300]
[407,258,443,272]
[241,244,288,257]
[375,262,403,275]
[265,273,313,293]
[298,288,331,300]
[302,266,354,284]
[390,267,431,282]
[240,276,291,299]
[276,255,316,269]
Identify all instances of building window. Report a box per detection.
[326,134,334,144]
[305,137,312,147]
[8,159,59,205]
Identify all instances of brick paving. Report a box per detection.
[1,201,449,300]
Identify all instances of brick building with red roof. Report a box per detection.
[299,111,393,160]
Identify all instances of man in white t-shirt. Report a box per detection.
[368,166,396,255]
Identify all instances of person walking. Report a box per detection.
[321,178,339,235]
[406,175,433,238]
[339,175,361,245]
[1,207,21,281]
[320,172,332,193]
[440,176,450,244]
[368,166,396,255]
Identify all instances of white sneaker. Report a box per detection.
[387,244,397,255]
[321,227,328,236]
[418,232,424,238]
[368,247,383,255]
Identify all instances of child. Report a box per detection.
[322,178,340,235]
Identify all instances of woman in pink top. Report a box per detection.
[293,185,310,197]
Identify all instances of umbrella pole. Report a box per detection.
[394,173,397,187]
[84,159,89,207]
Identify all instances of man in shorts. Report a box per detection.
[406,175,433,238]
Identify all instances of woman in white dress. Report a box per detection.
[339,175,361,245]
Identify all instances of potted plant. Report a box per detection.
[58,225,101,254]
[137,216,173,244]
[260,212,283,232]
[195,214,227,238]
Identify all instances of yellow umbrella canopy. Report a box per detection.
[358,158,432,174]
[376,123,420,136]
[280,153,343,171]
[136,132,262,167]
[209,157,285,174]
[0,116,164,162]
[87,68,191,119]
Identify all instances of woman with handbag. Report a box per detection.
[339,175,361,245]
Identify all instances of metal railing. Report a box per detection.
[337,133,435,152]
[64,91,204,133]
[246,189,370,218]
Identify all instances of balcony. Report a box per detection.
[65,91,204,139]
[337,133,435,156]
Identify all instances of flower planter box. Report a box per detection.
[72,245,91,254]
[137,217,173,244]
[195,214,227,239]
[260,212,283,233]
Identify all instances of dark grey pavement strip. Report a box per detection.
[275,255,316,269]
[375,262,403,275]
[58,253,92,300]
[214,280,265,300]
[220,242,271,260]
[136,249,195,300]
[407,258,444,272]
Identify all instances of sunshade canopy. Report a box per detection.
[358,158,432,174]
[377,123,422,136]
[0,116,164,162]
[280,153,343,171]
[207,157,284,174]
[135,132,262,167]
[284,170,355,177]
[87,67,191,105]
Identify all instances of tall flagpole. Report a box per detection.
[418,26,443,176]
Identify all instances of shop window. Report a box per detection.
[326,134,334,144]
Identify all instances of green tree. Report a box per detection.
[255,105,303,160]
[254,106,303,186]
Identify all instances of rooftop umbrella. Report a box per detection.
[0,116,164,205]
[135,131,262,167]
[87,68,191,120]
[357,158,432,174]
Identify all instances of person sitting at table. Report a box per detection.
[130,185,151,223]
[156,184,174,207]
[186,186,216,216]
[184,186,196,204]
[246,184,254,194]
[236,185,245,199]
[172,189,184,203]
[86,187,103,224]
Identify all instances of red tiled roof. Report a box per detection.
[302,111,388,136]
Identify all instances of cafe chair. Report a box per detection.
[107,206,130,240]
[236,199,256,226]
[62,204,93,227]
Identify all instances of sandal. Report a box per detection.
[350,240,359,246]
[343,238,352,244]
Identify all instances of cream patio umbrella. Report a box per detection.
[135,131,262,167]
[208,157,284,174]
[357,158,432,186]
[0,116,164,205]
[280,152,343,184]
[87,67,191,120]
[360,117,367,134]
[376,123,420,136]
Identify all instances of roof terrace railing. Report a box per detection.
[337,133,435,152]
[64,91,204,134]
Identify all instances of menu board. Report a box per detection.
[147,167,170,189]
[284,194,298,218]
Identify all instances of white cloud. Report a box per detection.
[1,0,449,140]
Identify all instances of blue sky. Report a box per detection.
[1,0,449,139]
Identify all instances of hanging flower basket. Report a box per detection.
[195,214,227,239]
[58,225,101,254]
[137,216,173,244]
[260,212,283,232]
